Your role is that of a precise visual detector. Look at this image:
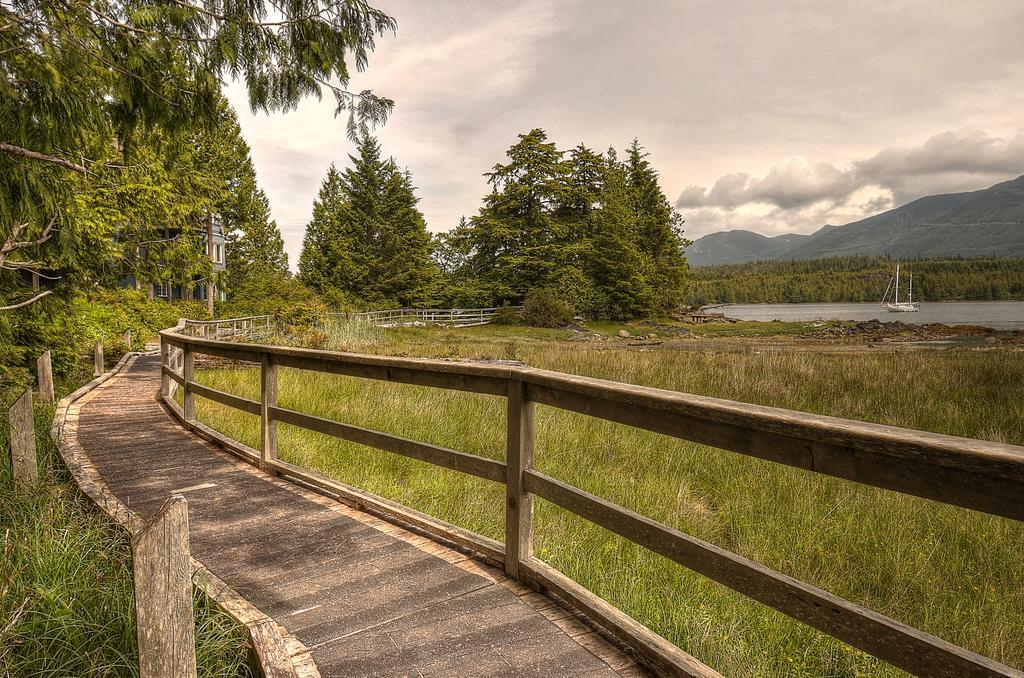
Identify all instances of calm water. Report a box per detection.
[722,301,1024,330]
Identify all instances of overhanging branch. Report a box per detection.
[0,289,52,311]
[0,142,88,174]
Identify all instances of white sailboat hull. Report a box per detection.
[885,302,920,312]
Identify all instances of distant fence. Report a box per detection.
[331,307,521,328]
[182,315,273,341]
[158,320,1024,678]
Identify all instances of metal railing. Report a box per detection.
[158,323,1024,678]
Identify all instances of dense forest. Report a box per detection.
[686,256,1024,304]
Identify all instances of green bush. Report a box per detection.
[219,273,327,333]
[521,288,574,328]
[2,289,206,407]
[491,302,521,325]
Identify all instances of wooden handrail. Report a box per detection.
[327,306,523,327]
[157,324,1024,678]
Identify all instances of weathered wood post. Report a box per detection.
[160,339,170,398]
[505,378,535,579]
[123,330,132,350]
[37,350,54,403]
[260,354,278,470]
[93,340,104,377]
[8,389,37,483]
[132,495,198,678]
[182,345,195,421]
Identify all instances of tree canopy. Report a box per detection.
[1,0,394,310]
[438,129,689,319]
[299,136,437,307]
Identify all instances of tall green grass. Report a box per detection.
[0,399,253,677]
[191,327,1024,677]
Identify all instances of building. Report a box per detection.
[121,214,227,302]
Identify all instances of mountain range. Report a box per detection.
[685,175,1024,266]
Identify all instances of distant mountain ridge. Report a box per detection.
[685,175,1024,266]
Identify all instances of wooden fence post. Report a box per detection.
[261,354,278,469]
[123,330,132,350]
[132,495,197,678]
[160,340,170,398]
[8,389,37,484]
[505,378,535,579]
[37,350,54,403]
[182,346,195,421]
[94,340,104,377]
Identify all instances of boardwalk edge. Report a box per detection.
[50,351,320,678]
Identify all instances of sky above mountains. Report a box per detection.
[225,0,1024,269]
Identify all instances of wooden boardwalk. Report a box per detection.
[69,354,646,677]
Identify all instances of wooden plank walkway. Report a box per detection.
[70,354,647,677]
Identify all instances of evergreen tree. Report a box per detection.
[465,129,567,301]
[225,178,289,285]
[625,139,690,313]
[445,130,691,318]
[589,158,655,318]
[298,138,436,306]
[299,165,351,298]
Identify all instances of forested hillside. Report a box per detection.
[686,256,1024,304]
[687,175,1024,266]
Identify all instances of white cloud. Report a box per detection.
[676,130,1024,239]
[680,158,859,210]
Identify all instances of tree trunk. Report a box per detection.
[206,213,215,317]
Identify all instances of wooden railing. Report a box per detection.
[330,306,521,327]
[158,324,1024,678]
[182,315,273,341]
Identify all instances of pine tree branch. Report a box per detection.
[0,289,52,311]
[1,217,57,256]
[1,260,46,270]
[0,142,87,174]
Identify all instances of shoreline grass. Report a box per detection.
[190,325,1024,676]
[1,391,253,677]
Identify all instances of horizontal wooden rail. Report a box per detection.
[183,315,273,342]
[162,365,185,387]
[523,374,1024,522]
[328,306,522,328]
[268,405,507,483]
[188,382,262,416]
[162,333,513,396]
[158,323,1024,678]
[523,470,1013,678]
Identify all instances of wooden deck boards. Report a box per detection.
[72,354,647,678]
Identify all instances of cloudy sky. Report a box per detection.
[225,0,1024,268]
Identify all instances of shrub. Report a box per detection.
[521,288,573,328]
[491,303,520,325]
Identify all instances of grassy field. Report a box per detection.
[0,391,253,676]
[190,321,1024,677]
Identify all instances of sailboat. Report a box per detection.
[881,264,920,312]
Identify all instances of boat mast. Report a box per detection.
[895,264,900,305]
[909,272,913,304]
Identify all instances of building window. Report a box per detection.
[214,243,223,263]
[156,281,169,298]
